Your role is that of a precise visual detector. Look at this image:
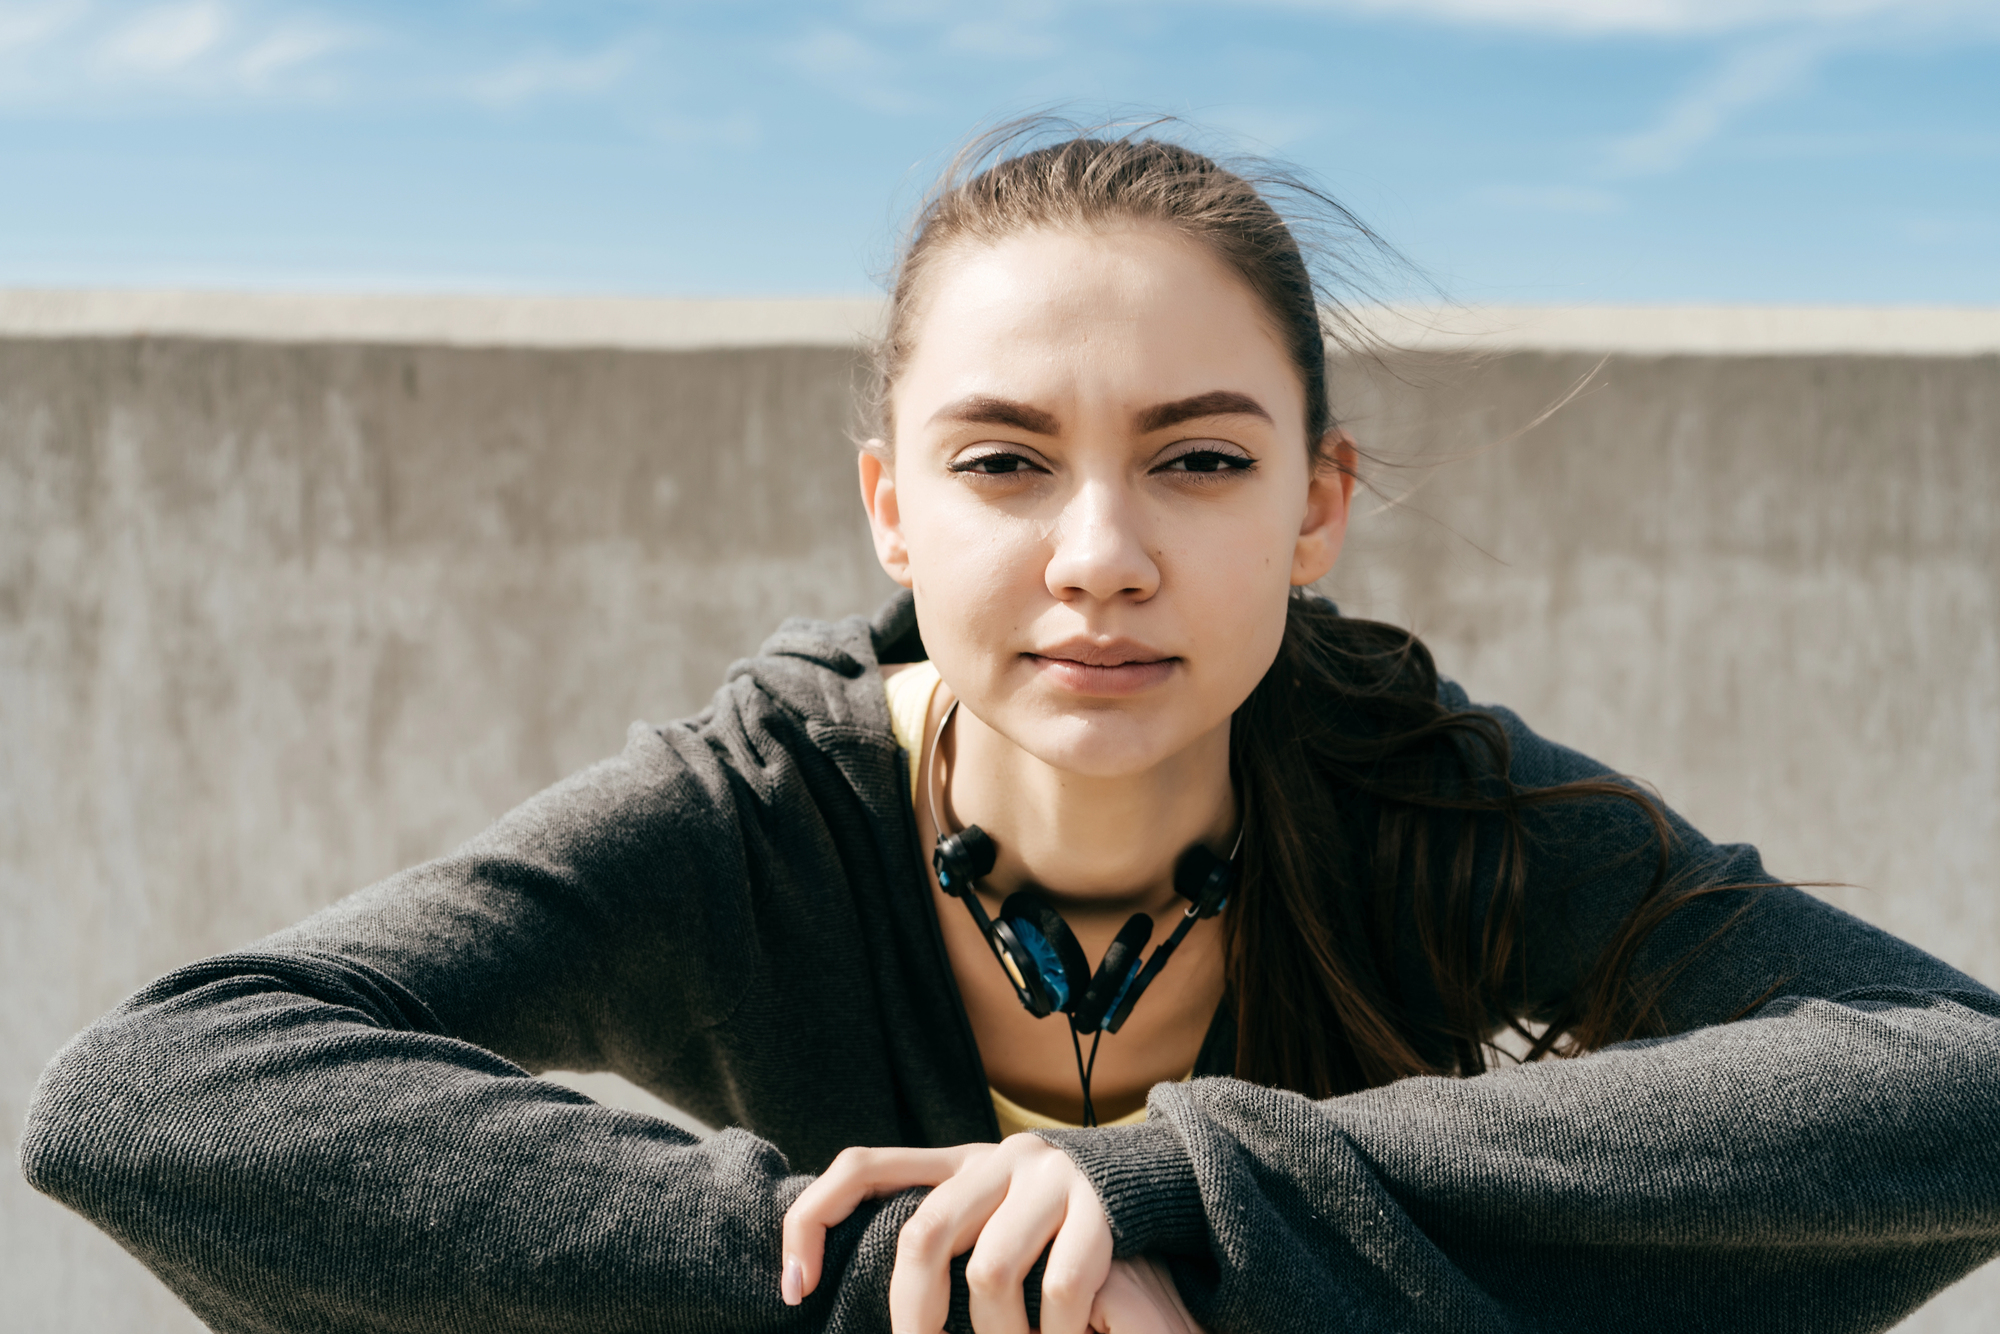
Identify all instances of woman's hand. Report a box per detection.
[781,1134,1120,1334]
[1091,1256,1208,1333]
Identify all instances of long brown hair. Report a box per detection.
[872,118,1754,1098]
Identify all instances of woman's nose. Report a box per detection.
[1043,480,1161,604]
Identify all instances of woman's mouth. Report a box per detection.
[1023,638,1178,697]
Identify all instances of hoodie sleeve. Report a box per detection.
[1039,687,2000,1334]
[18,710,921,1334]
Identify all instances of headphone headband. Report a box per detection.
[918,687,1242,1124]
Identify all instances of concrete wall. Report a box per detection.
[4,295,1996,1330]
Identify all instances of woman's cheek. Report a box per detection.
[911,527,1042,708]
[1184,528,1296,708]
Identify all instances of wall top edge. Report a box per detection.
[0,291,890,350]
[2,290,1999,355]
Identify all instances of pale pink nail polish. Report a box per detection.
[782,1255,804,1306]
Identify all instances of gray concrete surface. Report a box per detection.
[3,298,1995,1329]
[8,289,2000,355]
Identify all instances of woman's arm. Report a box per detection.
[22,950,926,1333]
[1050,983,1999,1333]
[19,687,932,1334]
[1034,691,2000,1334]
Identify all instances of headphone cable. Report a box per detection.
[1068,1026,1099,1128]
[931,691,1224,1132]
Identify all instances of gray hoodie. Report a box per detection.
[21,593,2000,1333]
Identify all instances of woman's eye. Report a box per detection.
[948,452,1041,476]
[1162,449,1254,475]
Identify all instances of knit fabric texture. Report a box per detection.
[21,592,2000,1333]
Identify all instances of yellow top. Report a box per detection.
[882,661,1165,1138]
[989,1083,1153,1137]
[883,661,943,801]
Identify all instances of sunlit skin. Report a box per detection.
[784,222,1357,1334]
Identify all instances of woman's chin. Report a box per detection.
[1007,710,1212,781]
[954,667,1239,780]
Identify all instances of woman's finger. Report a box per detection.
[887,1149,1020,1333]
[1088,1257,1207,1334]
[782,1145,980,1305]
[1036,1177,1115,1334]
[961,1155,1076,1334]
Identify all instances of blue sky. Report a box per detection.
[0,1,1995,303]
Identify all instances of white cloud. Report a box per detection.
[782,25,892,79]
[0,1,88,54]
[855,0,955,20]
[933,0,1063,57]
[0,1,369,98]
[779,24,925,113]
[466,41,641,107]
[1735,128,2000,159]
[1259,0,1981,35]
[853,0,1064,43]
[942,18,1059,58]
[1605,33,1826,175]
[237,21,360,86]
[98,1,226,72]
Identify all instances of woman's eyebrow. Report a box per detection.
[1136,390,1272,433]
[928,395,1061,435]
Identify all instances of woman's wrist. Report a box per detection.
[1032,1117,1207,1259]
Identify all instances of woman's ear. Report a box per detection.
[858,445,915,588]
[1291,429,1359,587]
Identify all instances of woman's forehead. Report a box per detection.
[917,224,1247,328]
[894,226,1302,430]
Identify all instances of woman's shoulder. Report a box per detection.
[684,592,915,748]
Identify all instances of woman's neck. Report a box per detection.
[939,689,1237,921]
[917,681,1235,1121]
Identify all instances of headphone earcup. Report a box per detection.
[1173,844,1235,917]
[998,890,1090,1018]
[933,825,998,897]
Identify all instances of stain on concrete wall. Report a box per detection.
[3,337,1994,1331]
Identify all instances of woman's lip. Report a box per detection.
[1030,637,1172,668]
[1024,653,1178,697]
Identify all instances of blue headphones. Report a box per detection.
[926,699,1239,1041]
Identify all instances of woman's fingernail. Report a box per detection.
[782,1255,804,1306]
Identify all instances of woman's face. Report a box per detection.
[861,222,1353,780]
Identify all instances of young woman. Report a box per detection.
[23,125,2000,1334]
